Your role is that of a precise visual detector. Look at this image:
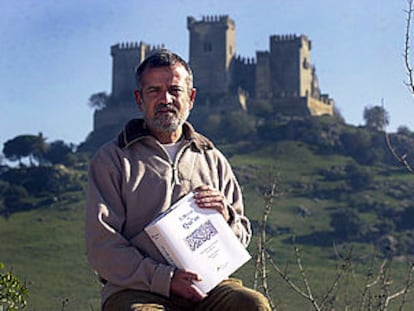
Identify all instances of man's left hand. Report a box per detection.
[193,185,230,222]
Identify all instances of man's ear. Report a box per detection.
[189,88,197,110]
[134,90,143,111]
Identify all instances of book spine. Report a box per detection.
[146,227,185,269]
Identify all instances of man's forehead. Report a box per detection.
[141,65,188,85]
[142,63,186,74]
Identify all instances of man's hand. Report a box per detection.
[194,185,230,222]
[170,269,206,302]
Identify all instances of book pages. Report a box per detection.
[145,192,251,293]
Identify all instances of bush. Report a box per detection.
[0,166,83,196]
[345,163,374,191]
[0,263,28,310]
[330,209,368,241]
[397,205,414,230]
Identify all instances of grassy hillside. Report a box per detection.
[227,140,414,310]
[0,191,100,310]
[1,139,414,310]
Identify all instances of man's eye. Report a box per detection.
[173,86,184,92]
[146,88,159,94]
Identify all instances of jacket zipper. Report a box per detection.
[170,140,192,187]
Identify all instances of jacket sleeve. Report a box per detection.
[215,150,252,247]
[85,144,175,297]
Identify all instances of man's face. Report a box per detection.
[134,64,196,133]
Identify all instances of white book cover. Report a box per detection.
[145,192,251,294]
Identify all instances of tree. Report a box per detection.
[88,92,109,110]
[397,125,412,137]
[0,154,7,173]
[3,134,47,166]
[330,208,367,241]
[251,99,274,119]
[341,130,371,154]
[222,110,256,141]
[345,163,374,191]
[398,205,414,230]
[333,105,346,123]
[44,140,74,165]
[363,105,390,131]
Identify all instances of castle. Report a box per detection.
[92,15,334,139]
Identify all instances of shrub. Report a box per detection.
[345,163,374,191]
[330,209,368,241]
[0,263,28,310]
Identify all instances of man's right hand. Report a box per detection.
[170,269,207,302]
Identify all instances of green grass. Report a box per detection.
[0,194,101,310]
[2,140,414,310]
[229,140,414,310]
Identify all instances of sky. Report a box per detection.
[1,0,413,147]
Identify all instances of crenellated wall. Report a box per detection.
[111,41,164,99]
[230,55,256,95]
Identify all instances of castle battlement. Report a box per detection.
[319,94,334,105]
[201,15,229,22]
[234,55,256,65]
[270,34,302,41]
[111,41,165,55]
[270,34,312,51]
[187,15,235,29]
[256,51,270,58]
[270,34,311,47]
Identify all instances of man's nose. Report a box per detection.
[159,90,174,104]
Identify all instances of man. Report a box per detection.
[86,49,270,310]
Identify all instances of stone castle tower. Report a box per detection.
[187,15,236,94]
[111,42,160,100]
[93,42,162,132]
[254,34,334,116]
[89,15,334,147]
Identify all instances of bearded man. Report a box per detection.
[85,49,270,311]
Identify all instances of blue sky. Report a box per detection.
[0,0,412,147]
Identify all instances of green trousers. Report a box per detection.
[103,278,271,311]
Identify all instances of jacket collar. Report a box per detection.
[118,119,214,152]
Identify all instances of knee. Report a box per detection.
[231,289,271,311]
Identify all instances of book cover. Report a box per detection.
[144,192,251,294]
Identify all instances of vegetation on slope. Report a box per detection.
[1,114,414,309]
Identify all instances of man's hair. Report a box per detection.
[135,49,193,91]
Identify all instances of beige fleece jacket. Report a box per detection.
[85,119,251,305]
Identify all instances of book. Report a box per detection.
[144,192,251,294]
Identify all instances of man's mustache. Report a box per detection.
[155,104,178,114]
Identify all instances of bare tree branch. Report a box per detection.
[384,0,414,173]
[253,178,280,310]
[381,96,414,172]
[292,240,319,310]
[394,263,414,311]
[404,0,414,94]
[384,131,414,173]
[319,246,352,307]
[266,241,354,311]
[266,250,312,302]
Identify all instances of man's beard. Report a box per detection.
[144,103,190,133]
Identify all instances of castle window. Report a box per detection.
[204,42,213,52]
[303,58,310,69]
